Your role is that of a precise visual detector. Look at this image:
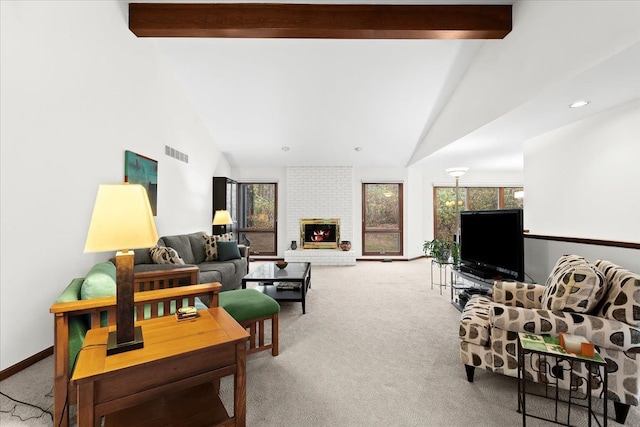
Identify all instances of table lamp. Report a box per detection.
[84,183,159,355]
[212,209,233,234]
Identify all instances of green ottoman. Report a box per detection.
[219,289,280,356]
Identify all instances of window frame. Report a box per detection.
[237,182,278,256]
[432,185,523,241]
[362,183,404,256]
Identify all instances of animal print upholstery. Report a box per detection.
[459,257,640,407]
[203,232,234,261]
[149,246,185,265]
[596,260,640,327]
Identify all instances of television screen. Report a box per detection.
[459,209,524,281]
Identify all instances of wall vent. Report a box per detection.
[165,145,189,164]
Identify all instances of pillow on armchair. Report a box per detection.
[541,260,607,313]
[595,260,640,326]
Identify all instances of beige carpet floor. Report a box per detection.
[1,259,638,426]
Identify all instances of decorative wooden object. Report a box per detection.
[129,3,512,40]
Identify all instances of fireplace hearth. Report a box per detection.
[300,218,340,249]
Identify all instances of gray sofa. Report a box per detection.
[132,231,249,291]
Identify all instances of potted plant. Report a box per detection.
[423,239,460,265]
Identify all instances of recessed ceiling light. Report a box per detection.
[355,147,363,152]
[282,146,290,151]
[569,100,590,108]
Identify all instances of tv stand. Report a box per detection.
[459,265,495,279]
[450,268,494,312]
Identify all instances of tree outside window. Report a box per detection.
[363,183,403,255]
[433,186,523,241]
[238,183,277,255]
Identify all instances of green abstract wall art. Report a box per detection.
[124,150,158,216]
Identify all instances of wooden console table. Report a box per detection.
[71,307,249,427]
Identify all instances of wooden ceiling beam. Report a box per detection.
[129,3,512,39]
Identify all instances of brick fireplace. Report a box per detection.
[285,167,355,265]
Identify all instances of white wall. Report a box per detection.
[0,1,223,369]
[525,238,640,284]
[411,0,640,162]
[524,99,640,243]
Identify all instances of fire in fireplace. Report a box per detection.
[300,218,340,249]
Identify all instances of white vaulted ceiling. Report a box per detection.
[144,1,640,171]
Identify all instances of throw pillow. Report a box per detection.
[150,246,185,265]
[595,260,640,326]
[203,233,235,261]
[217,241,242,261]
[541,263,607,313]
[541,254,589,308]
[544,254,589,287]
[80,262,117,300]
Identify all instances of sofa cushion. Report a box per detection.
[150,246,185,265]
[217,241,241,261]
[596,260,640,326]
[133,247,153,265]
[541,263,607,313]
[544,254,589,288]
[198,268,223,285]
[219,289,280,323]
[187,232,208,264]
[204,235,220,262]
[159,234,196,264]
[80,262,116,300]
[204,233,234,261]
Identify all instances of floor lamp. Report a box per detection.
[446,167,468,243]
[84,183,158,355]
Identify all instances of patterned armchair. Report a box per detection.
[459,255,640,424]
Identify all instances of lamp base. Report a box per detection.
[106,326,144,355]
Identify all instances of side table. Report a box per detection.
[517,333,608,427]
[430,259,453,295]
[72,307,249,427]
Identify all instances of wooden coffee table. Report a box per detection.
[242,262,311,314]
[71,307,249,427]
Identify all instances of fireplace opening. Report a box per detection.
[300,218,340,249]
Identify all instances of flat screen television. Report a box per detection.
[459,209,525,281]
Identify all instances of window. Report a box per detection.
[362,183,403,255]
[433,186,523,241]
[238,183,277,256]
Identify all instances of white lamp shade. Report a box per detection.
[212,210,233,225]
[446,167,469,178]
[84,184,159,253]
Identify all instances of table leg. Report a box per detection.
[603,362,608,427]
[235,342,247,427]
[76,381,96,427]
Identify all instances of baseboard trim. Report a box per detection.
[0,346,53,381]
